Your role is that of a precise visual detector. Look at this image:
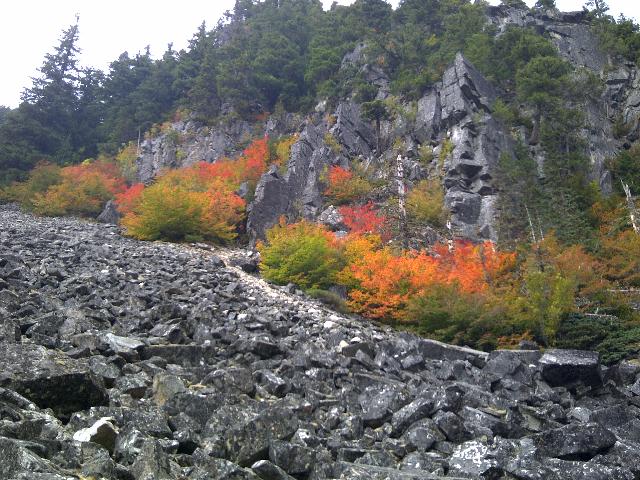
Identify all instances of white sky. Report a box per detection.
[1,0,637,108]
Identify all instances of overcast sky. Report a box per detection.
[1,0,637,108]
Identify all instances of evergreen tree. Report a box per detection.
[0,19,104,182]
[516,56,570,145]
[0,106,10,125]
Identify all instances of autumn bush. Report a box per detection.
[345,247,433,321]
[0,161,62,208]
[115,136,270,243]
[406,179,448,227]
[34,160,126,217]
[339,202,388,237]
[324,165,373,205]
[343,240,515,322]
[3,159,125,217]
[120,168,244,243]
[600,230,640,287]
[257,219,344,290]
[202,137,269,191]
[257,214,640,358]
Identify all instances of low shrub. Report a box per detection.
[29,160,124,217]
[406,179,448,227]
[258,219,344,290]
[121,170,244,243]
[324,166,373,205]
[307,288,349,313]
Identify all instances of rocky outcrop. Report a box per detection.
[248,123,336,239]
[127,6,640,244]
[487,4,640,193]
[136,113,302,184]
[249,51,515,241]
[415,53,514,240]
[135,119,253,183]
[4,204,640,479]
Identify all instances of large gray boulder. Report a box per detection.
[533,423,616,460]
[540,349,602,388]
[96,199,121,224]
[0,344,108,418]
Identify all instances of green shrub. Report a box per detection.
[492,99,517,125]
[1,162,61,208]
[406,179,448,227]
[556,313,640,365]
[307,288,349,313]
[258,220,344,290]
[418,144,434,165]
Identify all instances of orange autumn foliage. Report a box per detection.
[324,165,372,204]
[346,247,438,320]
[31,159,126,217]
[429,241,516,293]
[344,239,515,321]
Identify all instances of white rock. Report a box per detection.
[73,418,118,452]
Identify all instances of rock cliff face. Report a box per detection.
[133,6,640,243]
[136,114,302,184]
[487,5,640,192]
[4,205,640,479]
[247,103,377,240]
[414,53,513,240]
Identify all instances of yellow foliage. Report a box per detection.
[406,179,447,227]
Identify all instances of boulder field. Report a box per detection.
[2,203,640,479]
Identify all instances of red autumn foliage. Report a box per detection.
[324,165,372,204]
[115,183,145,216]
[197,136,269,188]
[339,202,388,237]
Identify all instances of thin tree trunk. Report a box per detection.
[396,154,408,246]
[623,181,640,234]
[525,204,537,244]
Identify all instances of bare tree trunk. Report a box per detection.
[525,204,537,244]
[396,154,408,246]
[623,181,640,234]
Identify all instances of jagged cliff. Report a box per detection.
[132,5,640,245]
